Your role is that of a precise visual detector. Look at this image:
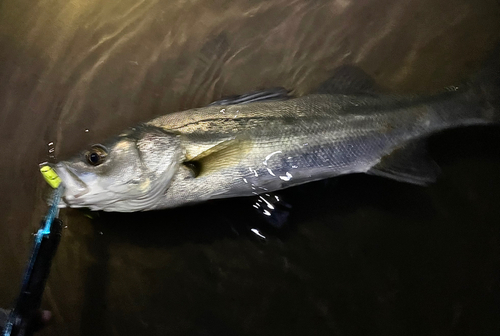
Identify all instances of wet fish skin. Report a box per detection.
[55,81,499,212]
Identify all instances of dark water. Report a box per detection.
[1,0,500,335]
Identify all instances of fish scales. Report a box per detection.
[53,71,500,212]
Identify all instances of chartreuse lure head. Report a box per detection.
[39,163,61,189]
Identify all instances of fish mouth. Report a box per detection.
[53,163,90,200]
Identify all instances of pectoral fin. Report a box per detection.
[184,137,252,177]
[368,140,441,185]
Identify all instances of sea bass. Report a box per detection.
[54,66,499,212]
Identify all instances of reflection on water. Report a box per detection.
[1,0,500,335]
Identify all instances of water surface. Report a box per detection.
[1,0,500,335]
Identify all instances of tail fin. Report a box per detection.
[428,46,500,130]
[468,44,500,122]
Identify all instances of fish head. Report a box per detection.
[55,126,182,212]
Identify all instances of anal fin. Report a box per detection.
[368,139,441,186]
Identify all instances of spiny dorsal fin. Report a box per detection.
[368,139,441,185]
[208,87,290,106]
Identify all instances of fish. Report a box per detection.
[53,64,500,212]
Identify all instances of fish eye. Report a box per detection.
[85,145,108,166]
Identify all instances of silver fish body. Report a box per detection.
[55,84,499,212]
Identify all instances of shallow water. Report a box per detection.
[1,0,500,335]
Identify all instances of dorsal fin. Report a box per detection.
[314,65,379,95]
[209,87,290,106]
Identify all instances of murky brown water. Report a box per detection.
[1,0,500,335]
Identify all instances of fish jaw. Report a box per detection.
[54,162,116,211]
[55,162,151,212]
[55,163,90,198]
[55,163,144,212]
